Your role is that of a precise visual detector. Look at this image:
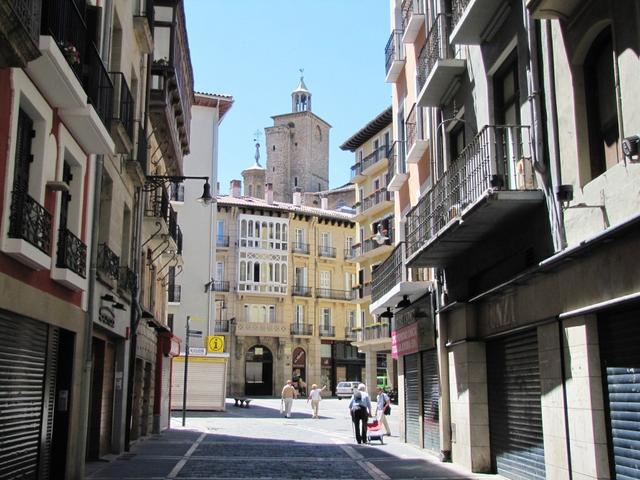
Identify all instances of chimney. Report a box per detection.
[321,196,328,210]
[265,183,274,205]
[292,187,302,207]
[230,179,242,198]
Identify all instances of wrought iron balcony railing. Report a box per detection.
[84,40,113,128]
[319,325,336,337]
[406,104,418,153]
[292,285,312,297]
[118,266,136,294]
[364,323,392,341]
[405,125,534,257]
[8,190,52,255]
[145,186,169,220]
[350,145,389,180]
[1,0,41,67]
[56,227,87,278]
[357,188,392,215]
[385,29,405,75]
[292,242,309,254]
[318,245,336,258]
[211,280,229,292]
[316,289,352,301]
[352,282,372,300]
[451,0,470,30]
[168,284,181,303]
[216,235,230,247]
[214,320,229,333]
[401,0,425,32]
[97,243,119,283]
[135,125,148,174]
[345,327,357,340]
[41,0,86,81]
[417,14,453,94]
[372,242,406,303]
[291,323,313,336]
[110,72,134,143]
[175,224,183,254]
[387,141,406,181]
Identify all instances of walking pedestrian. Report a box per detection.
[375,386,392,436]
[281,379,297,418]
[307,384,327,418]
[348,383,371,444]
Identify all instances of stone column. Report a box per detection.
[365,347,377,397]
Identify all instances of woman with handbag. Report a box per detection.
[375,386,392,436]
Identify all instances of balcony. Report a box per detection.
[214,320,230,333]
[318,245,336,259]
[416,14,466,107]
[110,72,135,153]
[216,234,230,248]
[401,0,425,44]
[292,285,312,297]
[118,266,136,299]
[52,227,87,291]
[345,327,357,341]
[125,125,148,186]
[350,146,389,183]
[292,242,309,255]
[316,289,352,301]
[167,205,181,252]
[363,324,392,342]
[3,189,52,270]
[0,0,41,67]
[355,188,393,221]
[349,234,395,264]
[369,242,431,315]
[405,125,544,268]
[211,280,229,292]
[386,141,408,191]
[97,243,119,288]
[291,323,313,336]
[236,321,290,337]
[526,0,580,19]
[319,325,336,338]
[168,284,181,304]
[450,0,510,45]
[352,282,372,303]
[133,0,154,54]
[144,186,170,244]
[26,0,115,154]
[405,104,429,164]
[385,29,405,83]
[150,1,193,175]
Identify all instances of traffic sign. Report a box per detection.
[207,335,225,353]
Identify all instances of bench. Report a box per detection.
[233,398,252,408]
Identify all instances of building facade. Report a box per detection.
[265,77,330,203]
[214,182,361,397]
[374,0,640,479]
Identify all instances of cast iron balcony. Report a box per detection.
[405,104,428,164]
[351,145,389,183]
[344,246,358,261]
[356,188,393,217]
[372,243,404,304]
[387,141,408,191]
[0,0,41,67]
[8,190,52,255]
[118,265,136,296]
[211,280,229,292]
[401,0,425,44]
[214,319,230,333]
[145,186,169,220]
[168,284,181,303]
[385,29,405,83]
[216,235,229,248]
[345,327,357,341]
[364,324,391,341]
[97,243,119,285]
[316,289,352,301]
[292,285,312,297]
[319,325,336,337]
[450,0,510,45]
[416,14,466,107]
[110,72,134,151]
[56,227,87,278]
[318,245,336,258]
[405,125,541,267]
[291,323,313,336]
[292,242,310,254]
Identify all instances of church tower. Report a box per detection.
[241,141,266,198]
[265,74,330,203]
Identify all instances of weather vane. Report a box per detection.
[299,68,304,79]
[253,130,262,166]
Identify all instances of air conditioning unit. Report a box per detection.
[516,157,536,190]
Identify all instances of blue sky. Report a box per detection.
[184,1,391,195]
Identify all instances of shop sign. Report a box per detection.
[391,331,398,359]
[394,322,419,357]
[292,347,306,368]
[189,347,206,356]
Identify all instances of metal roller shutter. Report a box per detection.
[172,357,227,411]
[421,349,440,453]
[599,309,640,480]
[487,329,545,480]
[0,315,49,479]
[404,353,420,446]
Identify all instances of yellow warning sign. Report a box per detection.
[207,335,225,353]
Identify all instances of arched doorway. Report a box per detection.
[292,347,306,395]
[245,345,273,396]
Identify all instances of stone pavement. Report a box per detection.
[86,398,500,479]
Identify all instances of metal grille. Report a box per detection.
[9,190,53,254]
[404,353,421,446]
[417,14,451,94]
[385,29,404,74]
[56,227,87,277]
[0,315,48,479]
[487,330,545,480]
[421,349,440,453]
[371,243,404,303]
[599,308,640,480]
[38,326,59,480]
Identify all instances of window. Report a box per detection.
[295,228,305,246]
[295,304,304,324]
[348,311,356,330]
[216,261,224,281]
[321,308,331,328]
[584,27,619,179]
[244,304,276,323]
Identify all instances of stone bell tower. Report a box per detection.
[265,72,330,203]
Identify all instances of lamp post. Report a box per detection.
[182,315,202,426]
[143,175,214,205]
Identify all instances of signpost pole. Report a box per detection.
[182,316,190,427]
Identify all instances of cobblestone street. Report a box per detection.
[86,398,497,479]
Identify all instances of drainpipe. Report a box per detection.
[76,153,103,479]
[434,275,451,462]
[557,316,573,480]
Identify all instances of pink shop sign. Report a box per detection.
[391,322,419,359]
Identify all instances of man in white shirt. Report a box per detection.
[307,384,327,418]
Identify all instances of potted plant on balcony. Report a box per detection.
[59,41,80,65]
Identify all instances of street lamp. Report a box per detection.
[144,175,214,205]
[182,315,203,426]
